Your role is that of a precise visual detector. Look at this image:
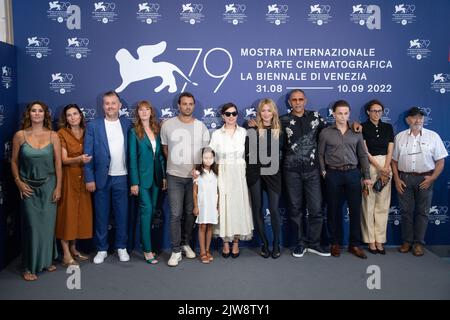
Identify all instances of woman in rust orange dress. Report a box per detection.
[56,104,93,267]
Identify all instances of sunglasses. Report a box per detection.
[224,111,238,117]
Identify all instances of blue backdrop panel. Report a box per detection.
[10,0,450,248]
[0,41,18,270]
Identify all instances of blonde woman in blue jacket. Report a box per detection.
[129,100,167,264]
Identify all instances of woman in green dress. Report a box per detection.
[11,101,62,281]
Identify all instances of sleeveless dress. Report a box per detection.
[20,140,58,273]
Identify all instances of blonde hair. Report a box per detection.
[255,98,281,138]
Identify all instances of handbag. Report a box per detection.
[373,177,388,192]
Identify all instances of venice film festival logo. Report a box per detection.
[223,3,247,25]
[65,37,91,59]
[307,4,332,26]
[428,206,449,226]
[47,1,71,22]
[381,107,391,123]
[80,107,96,121]
[180,3,205,25]
[418,107,432,126]
[324,107,335,124]
[392,4,416,25]
[431,73,450,94]
[119,107,132,119]
[201,107,222,130]
[407,39,431,60]
[4,141,12,161]
[388,206,402,225]
[159,106,179,121]
[136,3,161,24]
[243,107,257,122]
[349,4,381,30]
[115,41,198,93]
[25,36,52,59]
[49,73,75,94]
[2,66,12,89]
[92,2,117,24]
[47,2,81,29]
[265,4,289,26]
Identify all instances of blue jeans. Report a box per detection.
[284,169,324,247]
[325,169,362,247]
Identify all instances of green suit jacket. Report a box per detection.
[128,127,166,189]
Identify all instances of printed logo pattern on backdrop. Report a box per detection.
[10,0,450,246]
[0,42,18,269]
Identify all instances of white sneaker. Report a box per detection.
[93,251,108,264]
[117,248,130,262]
[168,252,182,267]
[181,245,196,259]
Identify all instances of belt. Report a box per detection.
[400,170,434,176]
[326,165,357,171]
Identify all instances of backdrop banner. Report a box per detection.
[0,41,18,270]
[8,0,450,249]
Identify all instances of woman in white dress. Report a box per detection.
[209,103,253,258]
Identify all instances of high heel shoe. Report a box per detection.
[260,244,270,258]
[271,245,281,259]
[146,257,159,264]
[144,253,159,264]
[231,240,240,258]
[368,247,378,254]
[222,243,231,258]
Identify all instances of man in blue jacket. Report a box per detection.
[84,91,132,264]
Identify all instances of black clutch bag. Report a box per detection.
[373,177,387,192]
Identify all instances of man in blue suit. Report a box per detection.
[84,91,132,264]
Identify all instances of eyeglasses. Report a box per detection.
[406,137,422,155]
[369,110,383,114]
[224,111,238,117]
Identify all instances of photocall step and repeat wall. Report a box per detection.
[1,0,449,258]
[0,42,18,270]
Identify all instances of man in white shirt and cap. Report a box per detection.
[392,107,448,256]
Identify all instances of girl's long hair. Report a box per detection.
[194,147,218,176]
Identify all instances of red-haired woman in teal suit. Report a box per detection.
[128,100,166,264]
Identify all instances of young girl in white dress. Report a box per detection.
[193,147,219,264]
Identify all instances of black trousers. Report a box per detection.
[248,178,281,247]
[325,169,363,247]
